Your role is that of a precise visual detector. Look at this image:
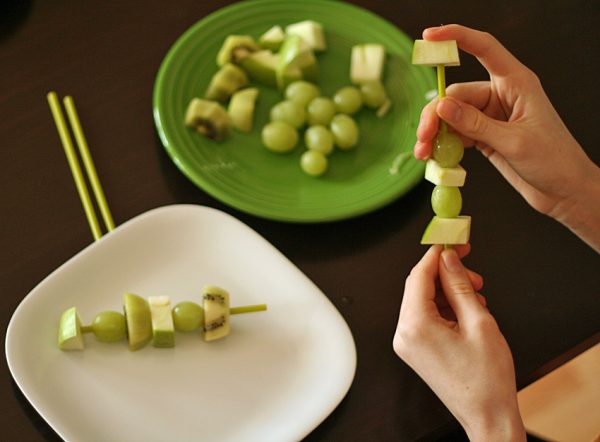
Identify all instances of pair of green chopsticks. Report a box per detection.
[47,92,115,241]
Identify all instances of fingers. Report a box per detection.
[436,97,514,153]
[438,248,487,325]
[400,246,442,317]
[422,24,527,79]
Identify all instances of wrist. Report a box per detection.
[462,406,526,442]
[558,163,600,253]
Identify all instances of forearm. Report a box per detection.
[558,163,600,253]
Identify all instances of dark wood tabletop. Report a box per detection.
[1,1,599,441]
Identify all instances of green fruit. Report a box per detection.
[92,311,127,343]
[123,293,152,351]
[421,215,471,245]
[184,98,231,142]
[172,301,205,332]
[205,63,248,103]
[431,185,462,218]
[261,121,298,153]
[433,131,464,168]
[228,88,259,133]
[216,35,259,66]
[202,286,231,341]
[148,296,175,348]
[412,40,460,67]
[58,307,85,351]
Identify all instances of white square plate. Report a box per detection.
[6,205,356,441]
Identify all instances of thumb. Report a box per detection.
[439,248,487,324]
[436,97,510,150]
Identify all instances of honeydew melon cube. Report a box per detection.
[412,40,460,66]
[285,20,326,52]
[351,44,386,84]
[148,296,175,348]
[421,215,471,245]
[425,159,466,187]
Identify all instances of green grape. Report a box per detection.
[172,301,204,332]
[92,311,126,342]
[270,100,306,129]
[360,81,387,108]
[305,125,334,155]
[431,185,462,217]
[433,131,464,167]
[330,114,359,150]
[333,86,363,115]
[285,81,321,107]
[261,121,298,153]
[306,97,336,126]
[300,150,328,176]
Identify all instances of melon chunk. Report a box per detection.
[148,296,175,348]
[412,40,460,66]
[425,159,466,187]
[421,215,471,245]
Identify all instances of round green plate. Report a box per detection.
[153,0,435,222]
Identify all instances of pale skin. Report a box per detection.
[394,24,600,440]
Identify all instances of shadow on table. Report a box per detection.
[0,0,34,42]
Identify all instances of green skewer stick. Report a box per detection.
[80,303,268,335]
[437,64,452,250]
[437,64,448,133]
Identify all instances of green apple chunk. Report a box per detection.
[184,98,231,142]
[124,293,152,351]
[228,88,259,133]
[148,296,175,348]
[285,20,326,52]
[240,50,302,89]
[202,285,231,342]
[421,215,471,245]
[425,159,466,187]
[412,40,460,66]
[351,44,386,84]
[259,25,284,51]
[58,306,85,351]
[277,35,318,90]
[205,63,249,103]
[216,35,259,66]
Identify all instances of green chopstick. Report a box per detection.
[47,91,115,241]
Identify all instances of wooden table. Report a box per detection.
[1,1,598,440]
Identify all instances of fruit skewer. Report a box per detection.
[58,285,267,351]
[412,40,471,246]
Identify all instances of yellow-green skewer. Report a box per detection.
[63,96,115,234]
[47,92,103,241]
[230,304,268,315]
[437,64,448,133]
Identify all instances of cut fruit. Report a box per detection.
[148,296,175,348]
[58,307,85,351]
[351,44,386,84]
[285,20,326,52]
[412,40,460,66]
[184,98,231,142]
[124,293,152,351]
[421,216,471,245]
[202,285,230,342]
[259,25,285,51]
[425,159,466,187]
[240,50,302,89]
[277,35,318,90]
[228,88,259,133]
[205,63,249,103]
[216,35,259,66]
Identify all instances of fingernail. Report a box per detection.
[437,98,462,123]
[442,249,462,273]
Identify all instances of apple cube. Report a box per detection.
[421,215,471,245]
[351,44,385,84]
[412,40,460,66]
[425,159,466,187]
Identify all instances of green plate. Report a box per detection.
[153,0,435,222]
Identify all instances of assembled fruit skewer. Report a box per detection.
[58,285,267,351]
[412,40,470,246]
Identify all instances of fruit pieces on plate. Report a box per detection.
[412,39,470,245]
[228,88,259,133]
[350,43,391,118]
[58,286,267,351]
[184,98,231,142]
